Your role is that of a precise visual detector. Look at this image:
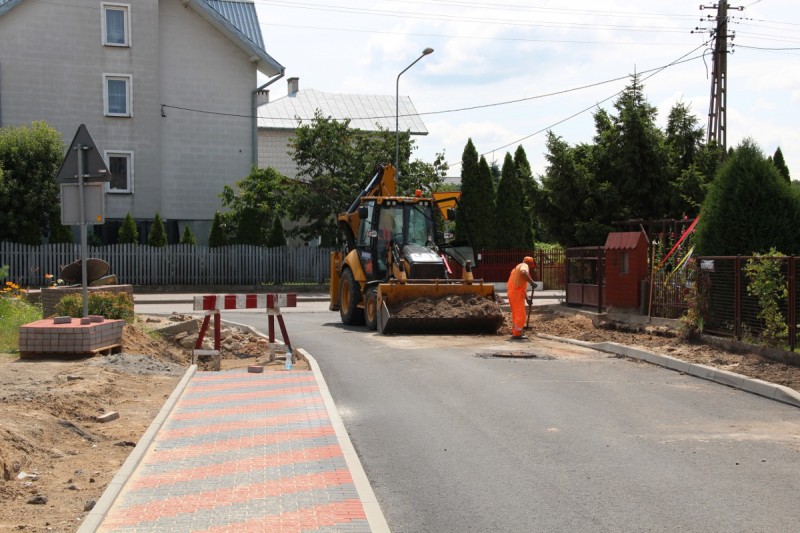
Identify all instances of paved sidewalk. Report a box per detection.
[80,352,388,532]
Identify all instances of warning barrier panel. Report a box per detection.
[194,293,297,311]
[191,293,296,362]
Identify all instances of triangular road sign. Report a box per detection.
[56,124,110,183]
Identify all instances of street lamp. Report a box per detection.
[396,47,434,172]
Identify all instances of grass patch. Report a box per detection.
[0,297,42,353]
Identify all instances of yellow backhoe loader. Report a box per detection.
[329,163,503,334]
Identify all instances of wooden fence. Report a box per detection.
[0,242,333,287]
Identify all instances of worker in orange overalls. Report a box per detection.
[507,256,536,340]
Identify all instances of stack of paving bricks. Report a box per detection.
[19,316,125,356]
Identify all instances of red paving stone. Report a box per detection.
[101,469,356,528]
[96,369,373,532]
[196,499,367,533]
[160,411,329,439]
[149,425,337,462]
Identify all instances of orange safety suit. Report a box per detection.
[507,261,534,337]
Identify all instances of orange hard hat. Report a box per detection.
[523,256,535,265]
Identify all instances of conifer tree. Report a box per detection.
[696,139,800,255]
[208,212,228,248]
[147,213,167,247]
[455,139,496,249]
[117,213,139,244]
[180,225,196,245]
[267,216,287,247]
[494,152,529,248]
[514,145,537,247]
[772,147,791,182]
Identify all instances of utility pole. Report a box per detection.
[699,2,743,152]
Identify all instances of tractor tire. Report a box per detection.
[339,268,365,326]
[364,287,378,330]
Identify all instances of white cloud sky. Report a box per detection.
[256,0,800,179]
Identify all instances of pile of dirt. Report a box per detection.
[391,294,504,320]
[517,306,800,392]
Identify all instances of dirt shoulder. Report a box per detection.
[0,315,306,533]
[1,308,798,532]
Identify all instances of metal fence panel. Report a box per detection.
[0,242,334,287]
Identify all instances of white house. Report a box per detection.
[257,77,428,180]
[0,0,284,244]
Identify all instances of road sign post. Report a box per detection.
[56,125,110,318]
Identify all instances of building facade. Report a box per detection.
[0,0,284,244]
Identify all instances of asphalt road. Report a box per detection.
[165,302,800,532]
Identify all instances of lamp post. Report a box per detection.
[396,47,433,172]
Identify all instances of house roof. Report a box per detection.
[605,231,647,250]
[0,0,284,77]
[257,88,428,135]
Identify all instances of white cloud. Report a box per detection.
[258,0,800,180]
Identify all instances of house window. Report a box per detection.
[102,3,130,46]
[620,252,629,274]
[105,151,133,193]
[104,74,131,116]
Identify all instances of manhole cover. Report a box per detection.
[477,350,555,360]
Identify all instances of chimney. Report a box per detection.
[256,90,269,106]
[287,77,299,96]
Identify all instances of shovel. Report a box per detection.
[524,284,534,330]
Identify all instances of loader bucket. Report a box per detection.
[376,280,504,334]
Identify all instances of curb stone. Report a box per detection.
[536,334,800,409]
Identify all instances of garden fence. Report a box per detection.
[0,242,333,287]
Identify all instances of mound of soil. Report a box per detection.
[391,294,504,320]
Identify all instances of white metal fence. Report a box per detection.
[0,242,333,287]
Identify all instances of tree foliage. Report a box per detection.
[147,213,168,247]
[180,225,197,245]
[220,166,289,246]
[494,152,529,248]
[288,113,400,246]
[696,139,800,255]
[536,77,723,245]
[514,145,538,247]
[455,140,496,248]
[208,211,229,248]
[397,152,449,196]
[267,216,287,247]
[0,122,64,244]
[118,213,139,244]
[771,147,791,182]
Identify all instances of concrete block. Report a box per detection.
[711,368,745,389]
[96,412,120,423]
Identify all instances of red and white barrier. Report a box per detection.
[192,293,297,363]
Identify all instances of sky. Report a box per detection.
[254,0,800,180]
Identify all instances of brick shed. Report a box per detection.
[604,231,648,310]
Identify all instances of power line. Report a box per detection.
[256,0,692,34]
[164,52,706,123]
[448,39,712,167]
[260,21,695,45]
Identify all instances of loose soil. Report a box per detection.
[0,314,306,533]
[1,306,798,532]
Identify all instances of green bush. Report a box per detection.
[118,212,139,244]
[55,291,134,322]
[0,292,41,352]
[180,225,197,245]
[148,213,167,247]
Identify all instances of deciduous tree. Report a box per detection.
[0,122,64,244]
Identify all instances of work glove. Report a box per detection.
[526,298,533,305]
